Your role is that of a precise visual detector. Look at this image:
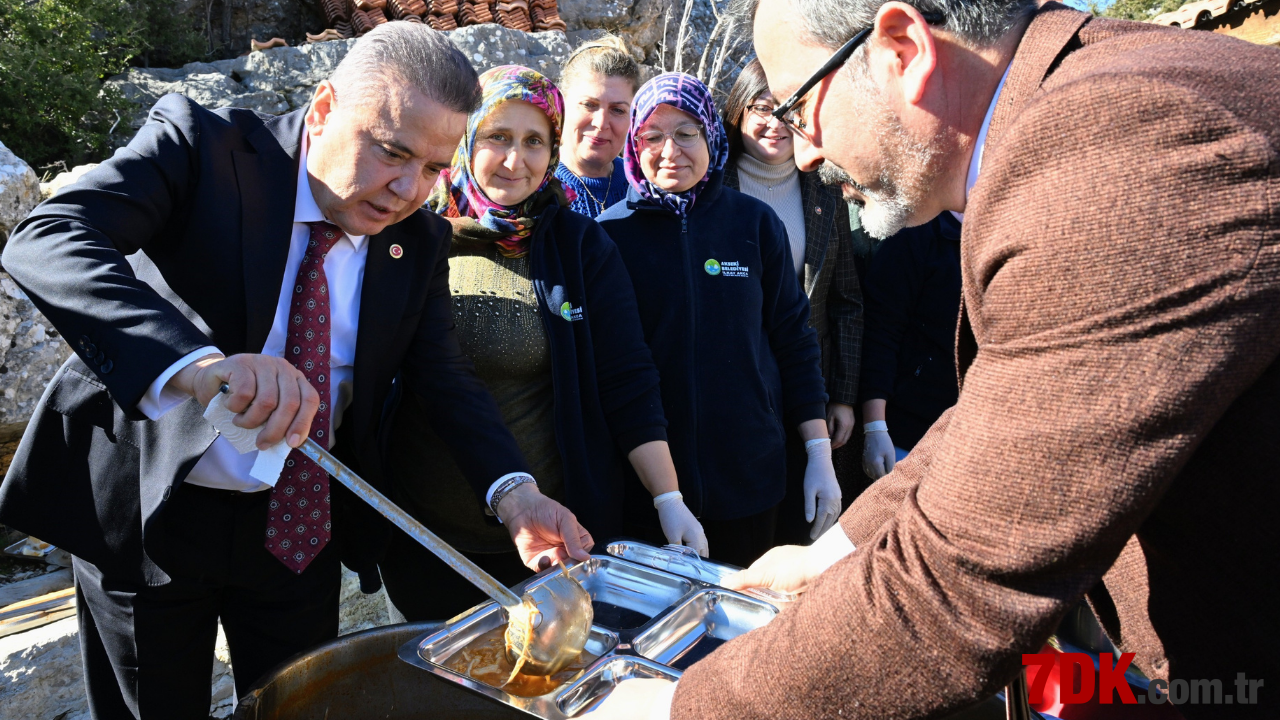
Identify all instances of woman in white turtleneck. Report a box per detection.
[721,58,866,546]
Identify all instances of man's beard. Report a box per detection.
[818,70,943,240]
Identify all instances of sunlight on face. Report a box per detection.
[306,80,465,236]
[740,91,794,166]
[560,72,634,177]
[471,100,553,207]
[753,0,946,238]
[637,104,709,193]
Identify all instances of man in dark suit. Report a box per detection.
[591,0,1280,718]
[1,24,591,719]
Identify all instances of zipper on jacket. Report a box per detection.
[679,213,704,516]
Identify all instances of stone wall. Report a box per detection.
[0,274,72,479]
[0,140,41,251]
[106,0,735,140]
[158,0,726,69]
[106,25,573,139]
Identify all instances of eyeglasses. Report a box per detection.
[746,103,777,119]
[637,123,705,150]
[772,11,944,134]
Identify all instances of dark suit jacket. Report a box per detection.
[672,6,1280,719]
[724,165,864,406]
[0,94,527,587]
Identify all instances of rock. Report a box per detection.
[338,565,392,635]
[107,26,572,144]
[0,273,73,429]
[230,38,359,96]
[448,25,572,79]
[0,569,73,610]
[0,615,235,720]
[40,164,99,201]
[0,574,381,720]
[561,0,738,87]
[107,67,293,133]
[211,622,236,718]
[0,617,87,720]
[0,140,40,250]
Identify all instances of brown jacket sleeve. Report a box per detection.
[670,61,1280,720]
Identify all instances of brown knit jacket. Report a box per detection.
[671,6,1280,719]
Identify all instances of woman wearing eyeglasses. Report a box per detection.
[379,66,706,621]
[597,73,837,568]
[720,59,863,547]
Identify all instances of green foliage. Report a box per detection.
[133,0,207,69]
[1092,0,1186,20]
[0,0,205,170]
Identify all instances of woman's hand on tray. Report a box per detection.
[496,483,595,570]
[585,678,677,719]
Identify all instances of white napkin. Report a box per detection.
[202,393,292,487]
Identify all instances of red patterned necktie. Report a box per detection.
[265,221,342,572]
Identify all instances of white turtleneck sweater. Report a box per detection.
[735,152,806,281]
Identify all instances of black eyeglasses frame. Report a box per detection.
[771,11,945,133]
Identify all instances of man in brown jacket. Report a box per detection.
[588,0,1280,718]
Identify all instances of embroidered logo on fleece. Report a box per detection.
[560,301,584,322]
[705,258,748,278]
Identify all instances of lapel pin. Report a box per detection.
[389,244,404,259]
[814,206,823,215]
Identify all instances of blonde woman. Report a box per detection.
[553,34,640,217]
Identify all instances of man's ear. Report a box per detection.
[870,1,938,105]
[307,80,338,135]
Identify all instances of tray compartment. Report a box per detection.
[556,656,682,717]
[414,601,618,697]
[606,541,798,605]
[528,556,694,631]
[631,589,777,670]
[418,601,618,665]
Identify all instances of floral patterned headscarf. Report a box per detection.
[426,65,572,258]
[623,72,730,216]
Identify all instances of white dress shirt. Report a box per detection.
[139,135,531,500]
[952,64,1011,223]
[138,134,367,491]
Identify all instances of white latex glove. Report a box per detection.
[803,438,841,540]
[654,491,709,557]
[862,421,896,479]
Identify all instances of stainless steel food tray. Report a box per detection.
[399,546,781,718]
[605,540,799,605]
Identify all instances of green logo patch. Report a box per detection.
[704,259,721,275]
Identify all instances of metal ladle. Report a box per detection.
[296,437,593,676]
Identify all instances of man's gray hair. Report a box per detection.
[732,0,1038,48]
[328,22,481,113]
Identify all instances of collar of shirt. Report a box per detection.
[295,129,368,249]
[951,63,1012,223]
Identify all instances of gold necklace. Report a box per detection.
[577,168,613,215]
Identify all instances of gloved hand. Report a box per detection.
[803,438,842,540]
[862,421,896,479]
[654,491,709,557]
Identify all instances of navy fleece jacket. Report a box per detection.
[597,169,827,521]
[528,205,669,541]
[859,212,962,451]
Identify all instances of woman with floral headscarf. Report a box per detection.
[597,73,837,568]
[380,66,704,621]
